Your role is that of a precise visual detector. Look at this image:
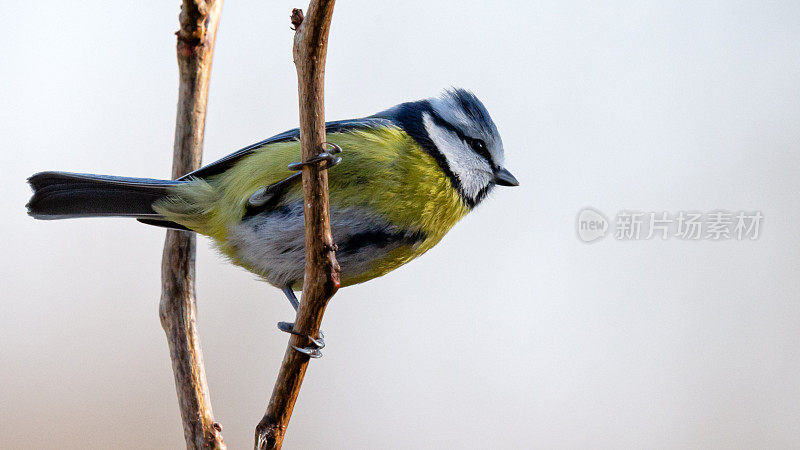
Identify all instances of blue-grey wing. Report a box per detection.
[178,117,395,181]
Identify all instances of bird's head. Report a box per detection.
[386,88,518,207]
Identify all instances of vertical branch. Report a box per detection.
[254,2,339,449]
[160,0,226,449]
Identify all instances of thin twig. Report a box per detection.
[254,2,339,449]
[160,0,226,448]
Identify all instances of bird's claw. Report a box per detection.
[246,143,343,211]
[287,142,343,171]
[277,321,325,358]
[292,345,323,358]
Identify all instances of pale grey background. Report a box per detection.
[2,0,799,448]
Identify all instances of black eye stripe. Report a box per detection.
[426,110,495,166]
[466,137,492,163]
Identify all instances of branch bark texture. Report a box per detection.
[160,1,225,448]
[255,2,339,449]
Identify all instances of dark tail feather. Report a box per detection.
[27,171,182,220]
[136,218,192,231]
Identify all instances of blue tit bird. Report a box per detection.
[27,88,518,352]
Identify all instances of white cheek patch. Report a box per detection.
[422,113,492,201]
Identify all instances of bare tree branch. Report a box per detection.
[160,1,226,448]
[254,2,339,449]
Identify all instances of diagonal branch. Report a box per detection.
[254,2,339,449]
[160,0,226,448]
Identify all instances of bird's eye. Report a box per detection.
[468,138,491,161]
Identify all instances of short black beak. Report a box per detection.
[493,168,519,187]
